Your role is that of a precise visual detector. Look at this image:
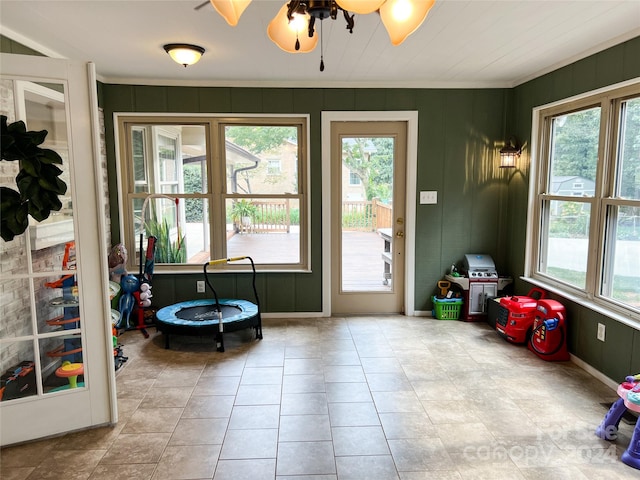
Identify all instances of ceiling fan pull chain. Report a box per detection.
[320,19,325,71]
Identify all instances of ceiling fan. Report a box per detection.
[194,0,435,71]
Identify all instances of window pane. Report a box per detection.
[132,127,147,185]
[138,197,186,264]
[541,200,590,289]
[184,198,210,264]
[157,133,178,183]
[549,108,600,196]
[225,198,300,264]
[224,126,299,194]
[607,205,640,308]
[1,340,37,401]
[0,278,33,338]
[617,97,640,200]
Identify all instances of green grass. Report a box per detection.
[546,267,639,307]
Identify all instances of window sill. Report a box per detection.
[521,276,640,331]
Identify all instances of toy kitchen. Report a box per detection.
[445,254,512,321]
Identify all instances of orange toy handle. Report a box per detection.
[46,315,80,326]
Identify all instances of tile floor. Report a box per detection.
[1,316,638,479]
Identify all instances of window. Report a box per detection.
[349,171,362,185]
[528,83,640,321]
[267,159,281,175]
[117,116,309,272]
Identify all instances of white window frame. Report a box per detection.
[115,114,310,273]
[525,79,640,327]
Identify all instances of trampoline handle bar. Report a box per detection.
[208,256,248,266]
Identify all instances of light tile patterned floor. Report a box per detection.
[1,316,639,479]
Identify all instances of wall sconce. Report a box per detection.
[163,43,205,67]
[499,138,521,168]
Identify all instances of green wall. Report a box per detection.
[100,85,510,314]
[507,36,640,379]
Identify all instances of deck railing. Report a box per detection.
[342,199,392,231]
[231,199,392,235]
[250,200,291,233]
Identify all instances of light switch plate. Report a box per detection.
[420,191,437,204]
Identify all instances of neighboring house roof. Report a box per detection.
[183,140,260,165]
[550,175,596,194]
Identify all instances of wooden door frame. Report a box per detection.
[321,111,418,316]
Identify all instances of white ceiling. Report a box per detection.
[1,0,639,88]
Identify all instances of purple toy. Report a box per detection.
[596,374,640,470]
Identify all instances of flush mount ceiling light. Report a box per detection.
[200,0,435,71]
[163,43,205,67]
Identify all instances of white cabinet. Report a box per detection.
[468,282,497,315]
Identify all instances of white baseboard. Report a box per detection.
[570,354,618,391]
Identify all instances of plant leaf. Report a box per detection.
[39,148,64,165]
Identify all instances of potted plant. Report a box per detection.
[230,199,257,231]
[1,115,67,242]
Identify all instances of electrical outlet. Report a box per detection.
[196,280,205,293]
[597,323,606,342]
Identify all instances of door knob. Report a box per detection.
[396,231,404,238]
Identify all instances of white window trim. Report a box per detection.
[525,77,640,329]
[114,113,311,274]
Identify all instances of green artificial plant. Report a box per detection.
[145,217,186,263]
[1,115,67,242]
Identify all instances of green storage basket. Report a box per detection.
[432,296,463,320]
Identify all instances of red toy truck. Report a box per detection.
[495,287,546,344]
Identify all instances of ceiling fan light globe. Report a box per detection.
[210,0,252,26]
[380,0,434,46]
[267,3,318,53]
[335,0,386,15]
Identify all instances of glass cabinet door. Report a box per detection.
[1,81,85,401]
[1,54,115,446]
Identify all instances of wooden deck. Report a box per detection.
[188,229,391,291]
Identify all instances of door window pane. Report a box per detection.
[0,278,33,338]
[1,341,38,401]
[340,137,394,292]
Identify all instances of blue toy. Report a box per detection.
[116,274,140,329]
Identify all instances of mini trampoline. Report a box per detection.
[154,256,262,351]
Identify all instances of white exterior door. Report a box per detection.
[0,54,115,445]
[322,112,418,316]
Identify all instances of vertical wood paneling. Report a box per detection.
[199,88,232,113]
[167,86,200,113]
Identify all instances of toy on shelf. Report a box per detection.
[596,374,640,470]
[54,361,84,389]
[0,361,36,401]
[108,243,128,284]
[45,242,82,364]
